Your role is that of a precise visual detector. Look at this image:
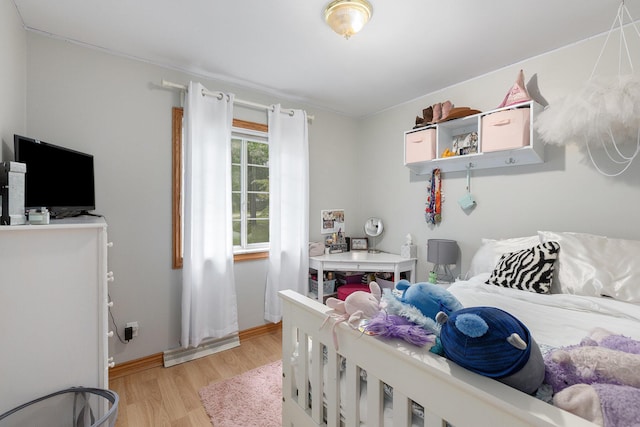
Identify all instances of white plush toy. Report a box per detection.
[324,281,382,349]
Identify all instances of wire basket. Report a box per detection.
[0,387,118,427]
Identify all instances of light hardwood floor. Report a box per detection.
[110,328,282,427]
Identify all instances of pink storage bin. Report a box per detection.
[337,284,370,301]
[405,128,436,163]
[481,108,530,152]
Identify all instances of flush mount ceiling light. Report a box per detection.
[324,0,373,39]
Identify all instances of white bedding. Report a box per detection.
[447,274,640,347]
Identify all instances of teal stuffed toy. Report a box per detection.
[382,279,463,336]
[437,306,545,394]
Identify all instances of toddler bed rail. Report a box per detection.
[280,290,596,427]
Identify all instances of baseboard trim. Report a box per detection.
[108,322,281,380]
[239,321,281,341]
[109,353,164,380]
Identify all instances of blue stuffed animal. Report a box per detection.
[382,279,463,335]
[437,306,545,395]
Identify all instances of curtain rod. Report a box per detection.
[161,79,314,122]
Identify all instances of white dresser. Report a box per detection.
[0,217,111,414]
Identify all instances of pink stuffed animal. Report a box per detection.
[324,281,382,349]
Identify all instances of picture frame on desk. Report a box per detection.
[351,237,368,251]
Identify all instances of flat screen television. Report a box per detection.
[14,134,95,218]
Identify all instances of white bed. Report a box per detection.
[280,231,640,427]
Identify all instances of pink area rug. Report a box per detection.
[199,360,282,427]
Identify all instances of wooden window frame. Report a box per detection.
[172,107,269,269]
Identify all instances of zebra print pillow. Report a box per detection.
[485,241,560,294]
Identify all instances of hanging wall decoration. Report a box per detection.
[425,168,442,225]
[457,164,477,211]
[534,1,640,176]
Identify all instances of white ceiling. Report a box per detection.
[12,0,637,117]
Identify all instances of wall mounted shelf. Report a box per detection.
[403,101,544,174]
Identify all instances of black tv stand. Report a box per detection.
[52,210,102,219]
[73,210,103,218]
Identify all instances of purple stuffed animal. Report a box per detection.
[365,312,436,347]
[545,329,640,426]
[544,328,640,393]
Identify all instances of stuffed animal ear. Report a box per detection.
[369,281,382,301]
[551,350,572,364]
[326,297,346,313]
[588,327,615,343]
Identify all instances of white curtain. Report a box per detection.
[182,81,239,348]
[265,105,310,322]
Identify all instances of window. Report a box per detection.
[232,128,270,251]
[172,108,269,269]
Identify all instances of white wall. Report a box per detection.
[24,33,360,364]
[358,35,640,281]
[0,0,26,161]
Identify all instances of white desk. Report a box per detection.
[309,251,417,301]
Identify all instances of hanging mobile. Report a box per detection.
[535,1,640,176]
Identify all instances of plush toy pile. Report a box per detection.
[373,280,543,394]
[545,328,640,426]
[324,281,434,350]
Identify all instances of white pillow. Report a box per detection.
[538,231,640,302]
[467,236,541,278]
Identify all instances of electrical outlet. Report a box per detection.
[126,321,139,337]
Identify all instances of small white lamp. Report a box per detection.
[427,239,458,283]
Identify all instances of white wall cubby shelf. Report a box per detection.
[403,101,544,174]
